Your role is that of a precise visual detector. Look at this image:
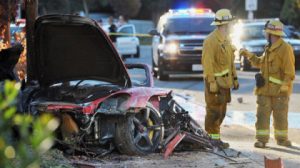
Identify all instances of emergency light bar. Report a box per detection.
[169,8,213,15]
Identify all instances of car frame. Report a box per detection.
[20,14,170,155]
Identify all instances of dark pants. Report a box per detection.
[204,81,231,140]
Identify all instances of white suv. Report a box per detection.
[103,24,140,58]
[116,24,140,58]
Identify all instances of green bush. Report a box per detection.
[0,81,59,168]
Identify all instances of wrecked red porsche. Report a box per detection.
[19,15,171,155]
[20,15,218,156]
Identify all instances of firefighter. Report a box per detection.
[240,20,295,148]
[202,9,239,148]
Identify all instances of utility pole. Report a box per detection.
[3,0,11,47]
[25,0,38,81]
[82,0,89,17]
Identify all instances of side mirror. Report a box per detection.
[149,29,160,36]
[126,64,154,87]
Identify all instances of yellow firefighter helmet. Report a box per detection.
[211,9,234,26]
[264,20,286,37]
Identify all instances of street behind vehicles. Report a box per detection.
[19,15,217,156]
[231,20,300,71]
[150,8,215,80]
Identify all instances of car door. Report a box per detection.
[116,24,138,55]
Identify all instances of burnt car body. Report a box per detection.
[21,15,171,155]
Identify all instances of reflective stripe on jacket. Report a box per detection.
[248,38,295,96]
[202,29,237,89]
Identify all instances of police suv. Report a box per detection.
[150,8,215,80]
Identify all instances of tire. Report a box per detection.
[157,58,169,80]
[240,56,251,71]
[158,69,169,81]
[134,46,140,58]
[115,103,164,155]
[152,54,158,78]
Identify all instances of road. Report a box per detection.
[126,46,300,113]
[122,45,300,168]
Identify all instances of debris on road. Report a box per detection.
[158,93,245,161]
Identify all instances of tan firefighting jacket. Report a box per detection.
[202,29,237,89]
[248,38,295,96]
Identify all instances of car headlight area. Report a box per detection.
[164,42,179,54]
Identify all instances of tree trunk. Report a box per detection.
[3,0,11,47]
[25,0,38,81]
[82,0,89,16]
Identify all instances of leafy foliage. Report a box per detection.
[281,0,300,28]
[0,81,59,168]
[108,0,141,18]
[0,0,18,25]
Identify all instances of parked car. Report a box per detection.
[150,8,215,80]
[231,20,300,70]
[20,15,168,155]
[103,24,140,59]
[116,24,140,58]
[286,25,300,39]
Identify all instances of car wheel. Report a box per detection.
[134,46,140,58]
[240,56,251,71]
[158,58,169,80]
[115,103,164,155]
[152,52,158,77]
[158,69,169,81]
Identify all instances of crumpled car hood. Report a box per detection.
[28,15,131,87]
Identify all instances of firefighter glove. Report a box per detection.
[280,85,289,94]
[209,81,219,93]
[239,48,253,58]
[233,79,239,90]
